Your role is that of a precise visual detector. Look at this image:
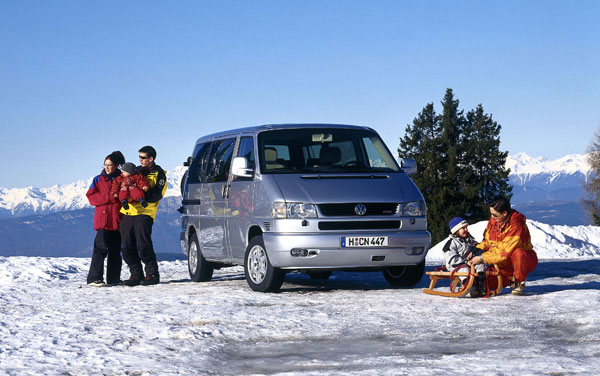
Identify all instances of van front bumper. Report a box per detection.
[263,231,431,269]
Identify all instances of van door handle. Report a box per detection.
[222,184,231,198]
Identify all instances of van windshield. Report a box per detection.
[257,128,399,174]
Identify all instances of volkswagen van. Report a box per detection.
[179,124,430,292]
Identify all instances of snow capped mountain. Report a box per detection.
[507,152,589,176]
[0,166,187,218]
[0,179,91,216]
[0,153,593,223]
[507,152,590,187]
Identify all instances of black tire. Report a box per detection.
[188,233,214,282]
[244,235,285,292]
[382,261,425,287]
[308,271,332,280]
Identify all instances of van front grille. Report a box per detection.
[318,203,399,216]
[318,221,400,231]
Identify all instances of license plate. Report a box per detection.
[341,236,388,248]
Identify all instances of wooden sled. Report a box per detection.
[423,264,503,298]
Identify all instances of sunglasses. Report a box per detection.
[139,155,149,159]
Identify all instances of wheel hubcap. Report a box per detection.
[189,241,198,275]
[248,245,267,284]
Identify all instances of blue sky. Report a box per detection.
[1,1,599,188]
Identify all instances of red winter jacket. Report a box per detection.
[87,171,123,231]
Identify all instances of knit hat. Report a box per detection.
[122,162,138,174]
[449,217,468,234]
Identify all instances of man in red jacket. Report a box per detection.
[470,196,538,295]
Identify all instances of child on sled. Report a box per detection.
[443,217,488,298]
[110,162,150,210]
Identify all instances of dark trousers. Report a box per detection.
[87,229,122,284]
[120,214,159,280]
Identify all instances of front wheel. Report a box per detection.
[188,233,214,282]
[382,261,425,287]
[244,235,285,292]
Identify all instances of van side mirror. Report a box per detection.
[231,157,254,178]
[183,156,193,167]
[398,158,417,175]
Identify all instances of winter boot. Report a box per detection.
[470,272,487,298]
[140,273,160,286]
[121,199,129,210]
[123,276,141,287]
[87,280,106,287]
[511,281,525,296]
[139,198,148,208]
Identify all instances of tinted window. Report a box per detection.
[187,142,211,184]
[206,138,236,183]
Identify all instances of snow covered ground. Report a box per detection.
[1,252,600,375]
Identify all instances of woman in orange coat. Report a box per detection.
[469,196,538,295]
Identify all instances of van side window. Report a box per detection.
[206,138,236,183]
[188,142,211,184]
[235,137,255,180]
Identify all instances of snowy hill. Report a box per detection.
[426,220,600,262]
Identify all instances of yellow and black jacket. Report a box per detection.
[120,164,167,221]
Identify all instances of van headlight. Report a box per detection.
[272,202,318,218]
[401,201,427,216]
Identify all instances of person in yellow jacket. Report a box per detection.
[120,146,167,286]
[470,196,538,295]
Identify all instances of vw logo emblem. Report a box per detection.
[354,204,367,216]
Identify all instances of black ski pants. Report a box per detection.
[120,214,159,280]
[87,229,122,284]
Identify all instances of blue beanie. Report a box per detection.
[449,217,468,234]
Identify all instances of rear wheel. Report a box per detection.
[244,235,285,292]
[188,233,214,282]
[382,261,425,287]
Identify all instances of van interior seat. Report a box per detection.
[265,147,285,170]
[318,145,341,166]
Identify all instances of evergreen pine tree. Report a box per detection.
[399,89,512,244]
[398,102,447,242]
[583,128,600,225]
[463,104,512,223]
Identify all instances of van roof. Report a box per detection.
[193,123,376,145]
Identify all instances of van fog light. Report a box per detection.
[291,249,319,257]
[291,248,308,257]
[406,247,425,255]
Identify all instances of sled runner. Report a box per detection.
[423,264,503,298]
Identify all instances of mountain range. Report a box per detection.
[506,153,592,225]
[0,153,594,257]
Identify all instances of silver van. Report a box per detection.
[179,124,430,292]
